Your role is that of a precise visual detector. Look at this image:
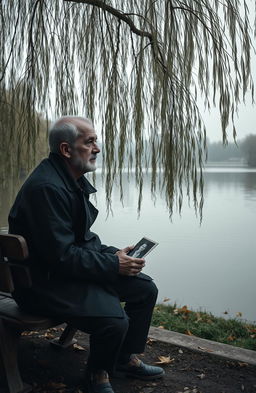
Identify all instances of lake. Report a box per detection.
[1,167,256,322]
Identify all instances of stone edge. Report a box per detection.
[149,326,256,366]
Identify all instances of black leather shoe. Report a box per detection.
[115,360,165,380]
[85,369,115,393]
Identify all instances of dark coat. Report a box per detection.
[9,153,151,319]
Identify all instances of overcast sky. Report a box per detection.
[202,2,256,143]
[201,76,256,143]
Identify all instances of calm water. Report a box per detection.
[1,168,256,322]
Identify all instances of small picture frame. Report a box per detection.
[127,237,158,258]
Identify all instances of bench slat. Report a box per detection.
[0,297,60,329]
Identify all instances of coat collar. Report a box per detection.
[48,152,97,194]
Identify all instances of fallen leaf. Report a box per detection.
[178,349,183,354]
[238,362,248,367]
[46,382,67,390]
[155,355,175,365]
[21,331,38,336]
[197,346,214,353]
[163,297,170,302]
[179,305,191,314]
[49,327,60,332]
[185,330,193,336]
[227,335,236,341]
[158,325,165,329]
[38,332,55,339]
[146,338,157,345]
[73,343,86,351]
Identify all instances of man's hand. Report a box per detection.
[116,246,145,276]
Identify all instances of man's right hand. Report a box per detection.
[116,246,145,276]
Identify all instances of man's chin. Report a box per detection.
[84,163,97,173]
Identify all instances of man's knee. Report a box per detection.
[139,280,158,303]
[147,280,158,302]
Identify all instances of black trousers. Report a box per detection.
[68,276,158,373]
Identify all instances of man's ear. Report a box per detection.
[59,142,71,158]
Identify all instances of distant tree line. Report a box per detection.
[207,135,256,167]
[0,85,48,182]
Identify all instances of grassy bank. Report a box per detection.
[152,304,256,351]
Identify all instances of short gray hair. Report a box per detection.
[49,116,91,154]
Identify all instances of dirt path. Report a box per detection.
[1,327,256,393]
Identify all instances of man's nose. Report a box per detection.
[93,143,100,153]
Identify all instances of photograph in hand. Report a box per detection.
[127,237,158,258]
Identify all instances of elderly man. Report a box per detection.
[8,116,164,393]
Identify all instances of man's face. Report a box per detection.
[69,121,100,174]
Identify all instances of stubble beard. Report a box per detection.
[71,154,97,173]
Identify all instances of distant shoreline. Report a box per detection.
[204,161,248,168]
[91,165,256,174]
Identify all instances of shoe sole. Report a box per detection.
[113,370,165,380]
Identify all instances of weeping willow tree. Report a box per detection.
[0,1,255,216]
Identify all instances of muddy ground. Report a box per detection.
[1,327,256,393]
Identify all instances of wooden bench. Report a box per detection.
[0,234,77,393]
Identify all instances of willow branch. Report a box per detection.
[63,0,153,39]
[0,2,20,83]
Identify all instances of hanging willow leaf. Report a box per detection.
[0,0,255,217]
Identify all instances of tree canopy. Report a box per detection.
[0,0,255,216]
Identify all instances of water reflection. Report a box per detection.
[93,170,256,323]
[1,169,256,322]
[203,171,256,205]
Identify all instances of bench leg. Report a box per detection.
[0,319,31,393]
[50,324,77,349]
